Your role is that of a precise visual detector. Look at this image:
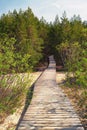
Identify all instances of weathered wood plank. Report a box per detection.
[17,55,84,130]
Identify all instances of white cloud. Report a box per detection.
[30,0,87,22]
[52,3,61,9]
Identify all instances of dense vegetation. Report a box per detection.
[0,7,87,123]
[0,8,44,74]
[0,8,87,76]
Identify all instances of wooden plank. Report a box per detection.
[17,55,84,130]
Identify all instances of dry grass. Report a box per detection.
[0,71,42,130]
[56,72,87,126]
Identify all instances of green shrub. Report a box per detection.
[0,37,16,74]
[57,41,87,88]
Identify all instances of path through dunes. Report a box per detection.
[17,56,84,130]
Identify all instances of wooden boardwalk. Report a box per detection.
[17,56,84,130]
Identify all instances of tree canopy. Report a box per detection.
[0,8,87,87]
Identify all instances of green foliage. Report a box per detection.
[0,36,16,74]
[14,53,31,72]
[75,43,87,87]
[0,7,87,96]
[58,41,87,88]
[0,8,44,73]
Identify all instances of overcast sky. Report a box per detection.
[0,0,87,22]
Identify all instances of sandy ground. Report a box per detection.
[0,71,86,130]
[56,72,66,84]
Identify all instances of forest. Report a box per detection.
[0,7,87,127]
[0,7,87,85]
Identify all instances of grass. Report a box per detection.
[0,73,31,123]
[61,79,87,127]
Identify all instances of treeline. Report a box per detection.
[0,8,87,87]
[0,8,44,74]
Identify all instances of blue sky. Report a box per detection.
[0,0,87,22]
[0,0,29,15]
